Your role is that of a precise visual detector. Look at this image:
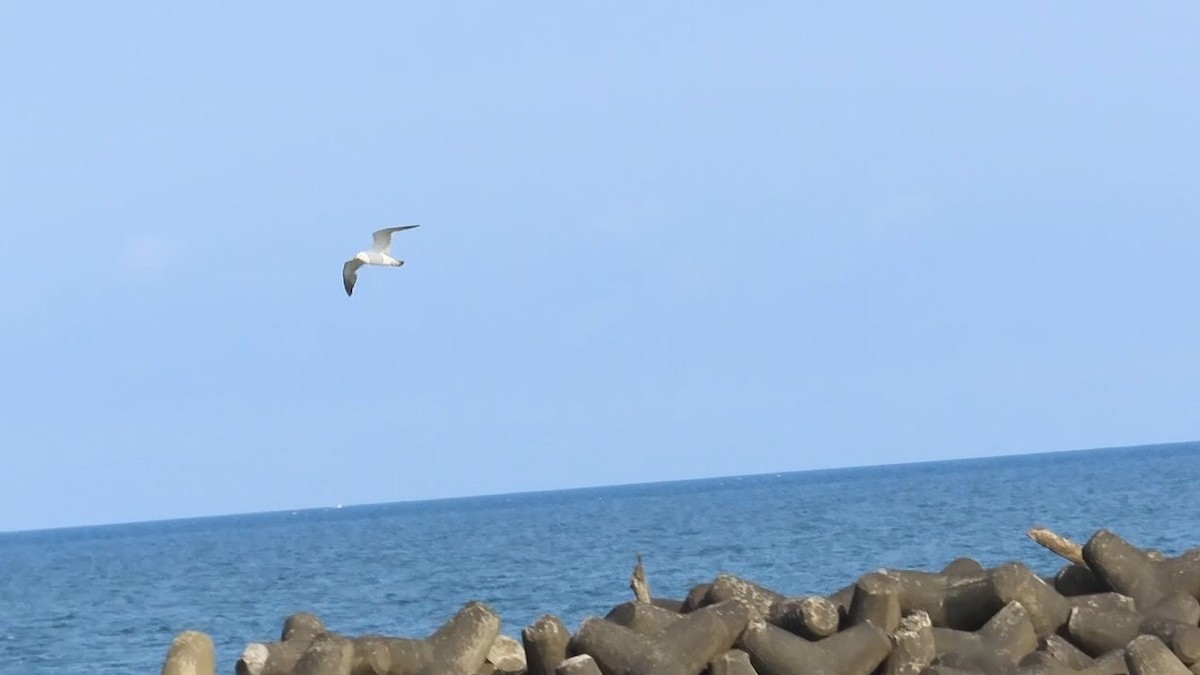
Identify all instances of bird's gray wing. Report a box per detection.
[342,258,366,296]
[370,224,420,254]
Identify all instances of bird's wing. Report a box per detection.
[342,258,366,296]
[371,224,420,253]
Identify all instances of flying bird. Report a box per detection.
[342,225,420,296]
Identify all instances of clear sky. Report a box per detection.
[2,3,1197,532]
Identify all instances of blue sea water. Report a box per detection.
[2,441,1200,674]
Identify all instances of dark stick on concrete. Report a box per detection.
[630,553,652,604]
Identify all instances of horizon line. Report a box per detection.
[4,437,1197,536]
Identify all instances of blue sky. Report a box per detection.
[2,3,1197,532]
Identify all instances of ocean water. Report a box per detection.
[2,441,1199,674]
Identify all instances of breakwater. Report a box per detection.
[157,526,1200,674]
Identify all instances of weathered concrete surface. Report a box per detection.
[739,619,891,675]
[766,595,839,640]
[569,599,751,675]
[1083,530,1200,609]
[709,649,757,675]
[883,611,935,675]
[555,655,602,675]
[484,635,525,675]
[522,615,570,675]
[170,526,1200,675]
[161,631,216,675]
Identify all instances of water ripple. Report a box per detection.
[1,442,1199,674]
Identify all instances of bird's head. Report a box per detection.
[355,252,370,264]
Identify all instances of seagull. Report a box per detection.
[342,225,420,296]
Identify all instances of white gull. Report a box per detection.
[342,225,420,296]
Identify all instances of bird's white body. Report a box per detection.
[343,225,419,296]
[353,250,403,266]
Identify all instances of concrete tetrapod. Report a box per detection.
[238,613,328,675]
[930,601,1038,672]
[483,635,526,675]
[284,614,327,642]
[1031,634,1094,671]
[989,562,1077,638]
[237,613,390,675]
[848,571,903,633]
[941,559,987,578]
[555,655,603,675]
[1067,602,1200,665]
[1149,592,1200,626]
[164,525,1200,675]
[568,599,751,675]
[238,603,499,675]
[883,611,936,675]
[294,633,356,675]
[603,601,683,635]
[1055,564,1106,597]
[680,583,714,613]
[1125,634,1192,675]
[702,574,787,620]
[160,630,216,675]
[522,615,571,675]
[1086,649,1134,675]
[1083,530,1200,609]
[738,618,891,675]
[866,569,1000,631]
[708,649,758,675]
[766,595,840,640]
[418,601,502,675]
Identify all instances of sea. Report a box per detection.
[2,441,1199,674]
